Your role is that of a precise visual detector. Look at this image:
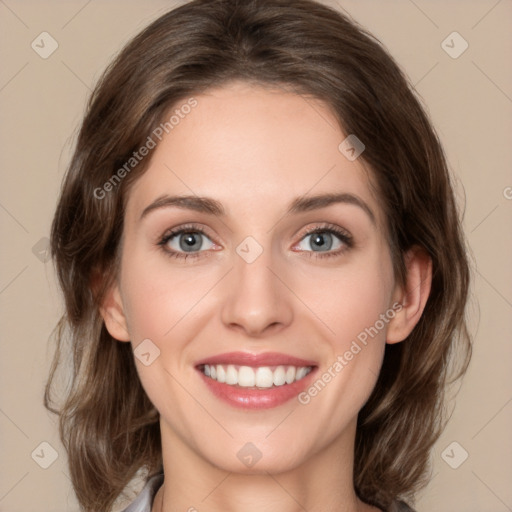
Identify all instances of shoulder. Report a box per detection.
[120,472,164,512]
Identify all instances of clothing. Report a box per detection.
[390,500,416,512]
[120,472,416,512]
[121,472,164,512]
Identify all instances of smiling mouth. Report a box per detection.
[198,364,314,389]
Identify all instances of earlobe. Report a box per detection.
[98,281,131,342]
[386,247,432,344]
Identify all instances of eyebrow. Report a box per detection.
[139,192,376,224]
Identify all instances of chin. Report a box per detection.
[202,441,310,475]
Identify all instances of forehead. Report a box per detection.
[125,80,382,226]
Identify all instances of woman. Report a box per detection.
[44,1,472,511]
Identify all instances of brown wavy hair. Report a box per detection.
[44,0,472,510]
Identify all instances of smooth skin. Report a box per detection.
[100,80,432,512]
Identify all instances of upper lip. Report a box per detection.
[195,351,317,368]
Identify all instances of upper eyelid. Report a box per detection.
[300,223,351,237]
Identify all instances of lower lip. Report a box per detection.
[197,367,317,409]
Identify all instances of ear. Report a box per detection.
[98,279,131,343]
[386,246,432,344]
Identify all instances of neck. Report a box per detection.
[153,419,380,512]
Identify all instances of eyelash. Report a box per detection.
[157,222,354,261]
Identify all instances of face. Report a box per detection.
[104,80,407,475]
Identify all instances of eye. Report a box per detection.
[158,224,216,260]
[157,222,353,261]
[294,224,353,259]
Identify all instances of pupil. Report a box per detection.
[312,233,332,251]
[180,232,201,251]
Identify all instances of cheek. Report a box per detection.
[292,247,394,412]
[119,247,216,343]
[293,251,395,349]
[118,250,208,413]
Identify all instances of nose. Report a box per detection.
[220,242,294,337]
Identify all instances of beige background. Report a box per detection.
[1,0,511,511]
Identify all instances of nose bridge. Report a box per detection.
[220,235,293,335]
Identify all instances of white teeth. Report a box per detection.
[225,364,238,385]
[273,365,286,386]
[216,365,226,383]
[296,367,308,380]
[285,366,296,384]
[255,367,274,388]
[201,364,313,388]
[238,366,255,387]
